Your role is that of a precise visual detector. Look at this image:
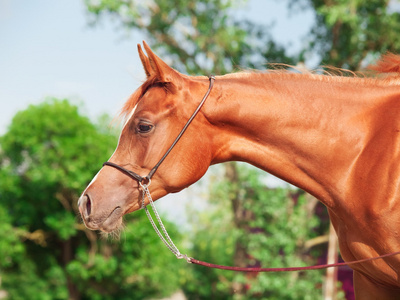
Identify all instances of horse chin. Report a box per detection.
[100,222,125,240]
[99,207,124,233]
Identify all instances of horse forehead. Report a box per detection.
[124,83,196,126]
[138,86,173,110]
[136,87,192,118]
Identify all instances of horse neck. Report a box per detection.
[204,73,399,208]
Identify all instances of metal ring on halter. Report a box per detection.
[140,178,151,188]
[139,181,151,209]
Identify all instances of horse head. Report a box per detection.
[78,42,217,232]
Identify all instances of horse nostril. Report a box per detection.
[85,194,92,217]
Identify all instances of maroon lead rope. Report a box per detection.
[139,183,400,272]
[189,251,400,272]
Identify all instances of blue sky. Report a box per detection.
[0,0,315,135]
[0,0,145,134]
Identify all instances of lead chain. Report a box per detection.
[140,182,191,262]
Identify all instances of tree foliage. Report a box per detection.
[184,164,326,299]
[291,0,400,69]
[84,0,296,74]
[0,99,183,299]
[3,0,396,298]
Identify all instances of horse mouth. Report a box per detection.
[80,205,124,233]
[100,207,124,232]
[78,194,126,233]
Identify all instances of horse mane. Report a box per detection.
[227,53,400,84]
[119,53,400,122]
[266,63,362,78]
[368,53,400,75]
[267,53,400,78]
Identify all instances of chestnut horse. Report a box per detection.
[79,42,400,299]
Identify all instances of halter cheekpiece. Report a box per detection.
[103,75,215,185]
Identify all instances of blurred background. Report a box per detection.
[1,0,400,299]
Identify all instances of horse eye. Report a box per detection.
[137,123,153,133]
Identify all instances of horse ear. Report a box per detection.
[137,44,152,78]
[141,41,183,86]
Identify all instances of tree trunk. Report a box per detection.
[324,222,338,300]
[224,162,249,295]
[62,239,81,300]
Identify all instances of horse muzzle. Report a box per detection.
[78,194,124,232]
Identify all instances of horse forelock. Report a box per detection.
[119,76,172,123]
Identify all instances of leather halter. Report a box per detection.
[103,75,215,184]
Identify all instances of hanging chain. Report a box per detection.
[139,182,192,262]
[138,182,400,272]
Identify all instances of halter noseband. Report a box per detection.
[103,75,215,185]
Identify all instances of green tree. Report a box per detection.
[84,0,296,74]
[183,194,238,299]
[232,165,323,299]
[184,164,326,299]
[291,0,400,69]
[0,99,183,299]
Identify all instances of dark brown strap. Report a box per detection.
[146,75,215,180]
[103,161,145,182]
[103,75,215,184]
[189,250,400,272]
